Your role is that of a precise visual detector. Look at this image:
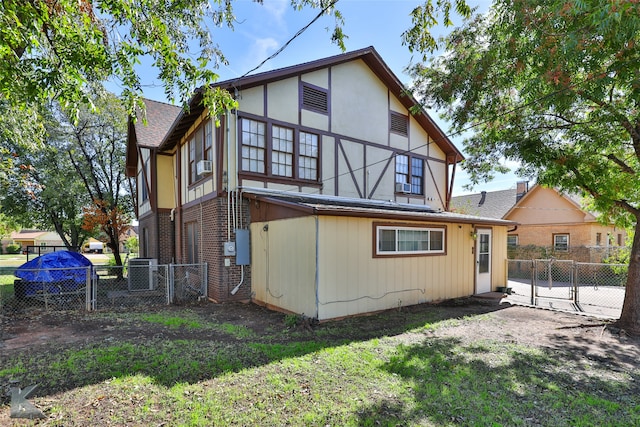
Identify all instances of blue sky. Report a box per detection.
[124,0,521,195]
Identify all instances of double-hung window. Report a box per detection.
[188,119,213,184]
[553,234,569,252]
[395,154,424,195]
[375,224,445,256]
[241,118,319,182]
[272,126,293,177]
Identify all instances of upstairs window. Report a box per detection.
[272,125,294,177]
[301,83,328,114]
[395,154,424,195]
[241,119,266,174]
[299,132,319,180]
[189,119,213,184]
[390,111,408,136]
[240,117,319,182]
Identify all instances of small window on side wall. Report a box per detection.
[375,223,445,256]
[553,234,569,252]
[507,235,518,248]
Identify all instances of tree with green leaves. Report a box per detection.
[60,90,133,266]
[0,0,349,121]
[1,133,93,250]
[407,0,640,333]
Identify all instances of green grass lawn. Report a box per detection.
[1,306,638,426]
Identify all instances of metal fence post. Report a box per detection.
[168,264,174,305]
[203,262,208,299]
[86,266,91,311]
[531,259,536,305]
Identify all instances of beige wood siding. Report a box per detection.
[251,217,318,318]
[491,226,508,287]
[317,217,480,320]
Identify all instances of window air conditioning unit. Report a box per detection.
[196,160,212,175]
[128,258,158,291]
[395,182,412,194]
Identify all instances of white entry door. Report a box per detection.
[476,229,492,293]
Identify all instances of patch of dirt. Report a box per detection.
[1,298,639,424]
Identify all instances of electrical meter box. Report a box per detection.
[223,241,236,256]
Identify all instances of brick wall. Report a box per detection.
[157,211,173,264]
[181,195,252,302]
[510,223,626,251]
[138,215,157,259]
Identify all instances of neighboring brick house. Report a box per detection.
[451,182,626,262]
[126,47,514,320]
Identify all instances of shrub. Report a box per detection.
[6,244,20,254]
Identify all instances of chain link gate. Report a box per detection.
[533,259,578,309]
[507,259,627,318]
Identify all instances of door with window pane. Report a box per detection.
[475,229,492,293]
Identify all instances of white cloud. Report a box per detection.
[247,37,280,70]
[260,0,288,26]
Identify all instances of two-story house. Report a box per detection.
[126,47,514,320]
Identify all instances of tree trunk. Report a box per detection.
[615,218,640,335]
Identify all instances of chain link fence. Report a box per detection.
[507,259,627,318]
[1,263,207,314]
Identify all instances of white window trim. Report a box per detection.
[554,234,569,252]
[376,225,445,256]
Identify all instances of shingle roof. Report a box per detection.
[450,189,518,219]
[133,99,182,148]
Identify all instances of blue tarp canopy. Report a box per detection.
[14,251,94,285]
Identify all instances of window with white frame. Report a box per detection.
[241,118,266,174]
[376,224,445,255]
[299,131,318,180]
[272,125,293,177]
[395,154,424,195]
[188,119,213,184]
[553,234,569,251]
[240,118,319,182]
[507,235,518,248]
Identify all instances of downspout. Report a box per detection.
[314,215,319,320]
[170,208,176,263]
[227,108,231,242]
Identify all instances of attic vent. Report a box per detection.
[390,112,408,136]
[302,84,328,113]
